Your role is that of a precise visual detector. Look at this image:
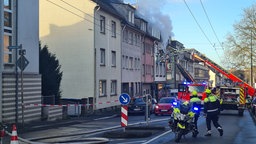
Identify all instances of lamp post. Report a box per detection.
[251,30,253,87]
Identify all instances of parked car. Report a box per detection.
[251,97,256,115]
[154,97,177,116]
[128,95,153,115]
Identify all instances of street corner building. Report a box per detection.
[0,0,41,123]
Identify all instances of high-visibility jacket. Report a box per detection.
[190,96,201,114]
[204,94,220,115]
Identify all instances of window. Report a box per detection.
[141,22,146,32]
[122,55,125,69]
[99,80,106,96]
[4,0,11,9]
[128,11,134,24]
[134,58,137,70]
[100,48,105,66]
[128,31,133,45]
[124,29,128,42]
[126,56,128,69]
[4,11,12,27]
[111,51,116,67]
[100,15,105,33]
[129,57,133,70]
[138,58,141,70]
[111,21,116,37]
[3,0,13,64]
[4,35,12,63]
[111,80,117,95]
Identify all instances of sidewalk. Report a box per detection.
[2,109,121,144]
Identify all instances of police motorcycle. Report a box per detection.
[168,101,199,143]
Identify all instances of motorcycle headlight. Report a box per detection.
[176,113,186,120]
[193,107,199,111]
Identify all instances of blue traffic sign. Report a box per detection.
[119,93,131,105]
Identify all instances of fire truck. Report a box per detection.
[192,50,255,116]
[176,59,208,102]
[178,82,207,101]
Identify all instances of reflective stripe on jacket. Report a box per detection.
[204,95,220,114]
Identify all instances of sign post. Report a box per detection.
[8,45,29,127]
[119,93,130,131]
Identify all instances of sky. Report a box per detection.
[123,0,256,67]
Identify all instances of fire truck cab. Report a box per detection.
[178,82,207,102]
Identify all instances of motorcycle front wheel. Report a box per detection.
[192,130,198,138]
[175,130,183,143]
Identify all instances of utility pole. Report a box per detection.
[251,30,253,87]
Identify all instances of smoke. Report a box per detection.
[134,0,174,46]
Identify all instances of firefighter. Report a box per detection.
[204,88,223,136]
[189,90,201,134]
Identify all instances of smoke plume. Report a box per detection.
[134,0,174,46]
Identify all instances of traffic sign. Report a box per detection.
[119,93,131,105]
[17,55,29,71]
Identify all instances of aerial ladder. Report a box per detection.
[192,50,255,96]
[192,49,255,116]
[176,63,194,83]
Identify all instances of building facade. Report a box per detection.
[142,26,161,97]
[40,0,122,110]
[1,0,41,123]
[112,3,143,98]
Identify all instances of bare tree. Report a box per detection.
[224,4,256,70]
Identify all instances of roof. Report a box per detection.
[92,0,124,19]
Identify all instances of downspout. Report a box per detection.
[141,34,145,96]
[93,5,100,111]
[121,24,126,94]
[153,40,157,98]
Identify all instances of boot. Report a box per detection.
[217,127,223,136]
[204,130,211,136]
[195,129,199,135]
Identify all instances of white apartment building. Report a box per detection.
[40,0,121,109]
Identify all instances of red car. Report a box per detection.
[154,97,177,116]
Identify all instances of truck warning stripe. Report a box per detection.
[239,87,245,104]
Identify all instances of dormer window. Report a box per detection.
[128,11,134,24]
[141,22,146,32]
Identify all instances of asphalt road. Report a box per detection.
[4,109,256,144]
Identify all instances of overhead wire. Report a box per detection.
[199,0,224,51]
[45,0,122,36]
[183,0,222,61]
[199,0,236,68]
[198,0,222,62]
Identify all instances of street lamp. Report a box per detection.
[251,30,253,87]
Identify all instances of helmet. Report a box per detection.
[180,101,190,114]
[205,89,211,94]
[182,101,189,106]
[192,90,198,96]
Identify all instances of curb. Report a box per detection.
[103,130,153,138]
[103,126,166,138]
[125,126,166,130]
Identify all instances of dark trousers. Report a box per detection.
[194,114,199,130]
[206,113,221,131]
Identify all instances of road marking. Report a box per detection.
[93,114,118,120]
[119,140,147,144]
[142,129,172,144]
